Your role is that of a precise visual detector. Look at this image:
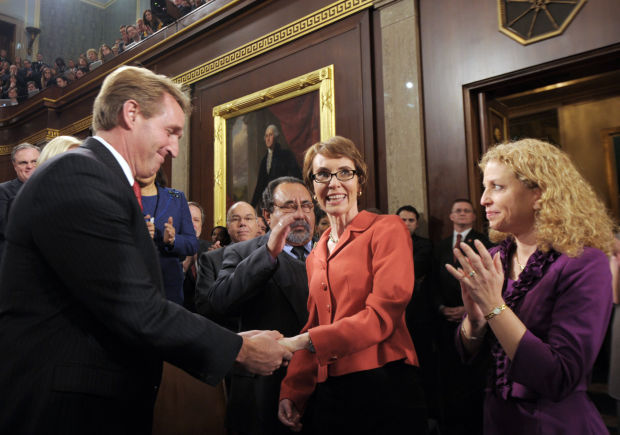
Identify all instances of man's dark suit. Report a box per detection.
[182,239,210,312]
[0,138,242,434]
[250,142,301,207]
[210,234,309,435]
[0,177,23,265]
[194,246,238,331]
[433,228,491,435]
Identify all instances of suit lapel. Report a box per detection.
[272,253,309,327]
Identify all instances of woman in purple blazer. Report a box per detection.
[446,138,614,434]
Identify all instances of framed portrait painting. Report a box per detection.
[212,65,335,225]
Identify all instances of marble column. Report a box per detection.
[375,0,428,234]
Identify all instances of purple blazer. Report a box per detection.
[459,238,612,434]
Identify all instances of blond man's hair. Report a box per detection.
[92,66,191,132]
[480,138,615,256]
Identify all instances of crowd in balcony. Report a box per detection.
[0,0,207,107]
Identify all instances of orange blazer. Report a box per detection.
[279,211,418,411]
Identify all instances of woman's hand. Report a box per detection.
[278,333,310,353]
[144,214,155,239]
[278,399,303,432]
[446,239,505,316]
[163,216,175,245]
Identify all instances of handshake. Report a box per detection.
[235,330,310,376]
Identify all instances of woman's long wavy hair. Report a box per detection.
[480,138,615,257]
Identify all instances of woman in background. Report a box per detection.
[447,139,614,434]
[278,136,427,434]
[38,136,81,165]
[143,9,164,33]
[137,168,198,305]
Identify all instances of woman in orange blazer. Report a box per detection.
[277,136,428,434]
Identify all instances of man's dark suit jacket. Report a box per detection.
[434,228,491,309]
[210,234,309,435]
[194,246,239,331]
[182,239,210,312]
[0,177,22,266]
[250,142,301,207]
[0,138,242,434]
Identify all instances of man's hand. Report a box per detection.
[236,330,292,376]
[144,214,155,239]
[163,216,175,245]
[266,214,299,259]
[278,399,302,432]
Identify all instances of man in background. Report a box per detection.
[0,143,40,264]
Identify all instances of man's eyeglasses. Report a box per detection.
[228,215,257,225]
[273,202,314,213]
[311,169,357,184]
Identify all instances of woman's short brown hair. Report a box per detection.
[302,136,367,194]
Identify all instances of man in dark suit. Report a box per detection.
[210,176,314,435]
[195,200,259,328]
[0,142,40,264]
[434,198,491,435]
[250,125,301,207]
[396,204,439,423]
[0,66,291,434]
[182,200,210,312]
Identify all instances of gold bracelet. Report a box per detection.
[485,303,507,321]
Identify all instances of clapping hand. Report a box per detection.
[163,216,175,245]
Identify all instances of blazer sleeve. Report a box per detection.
[209,240,278,316]
[31,156,241,385]
[507,249,612,401]
[309,217,415,366]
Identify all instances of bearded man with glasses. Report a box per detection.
[209,176,314,435]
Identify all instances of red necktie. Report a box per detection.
[453,233,462,263]
[132,181,143,211]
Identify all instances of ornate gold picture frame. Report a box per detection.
[212,65,335,225]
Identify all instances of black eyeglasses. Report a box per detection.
[311,169,357,184]
[273,201,314,213]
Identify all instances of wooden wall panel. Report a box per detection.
[190,11,376,230]
[420,0,620,239]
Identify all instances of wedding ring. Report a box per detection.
[469,270,477,278]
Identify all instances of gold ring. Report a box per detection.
[469,270,477,278]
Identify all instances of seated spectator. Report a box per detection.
[56,76,69,88]
[86,49,98,64]
[32,53,47,74]
[66,59,77,74]
[7,87,18,105]
[40,67,55,90]
[143,9,164,33]
[19,59,38,84]
[38,136,81,165]
[54,57,67,74]
[136,19,152,38]
[26,81,39,97]
[75,67,88,80]
[111,42,120,56]
[124,25,142,49]
[99,43,114,62]
[13,56,22,69]
[77,57,88,70]
[174,0,192,16]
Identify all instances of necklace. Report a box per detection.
[328,231,338,244]
[515,253,526,271]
